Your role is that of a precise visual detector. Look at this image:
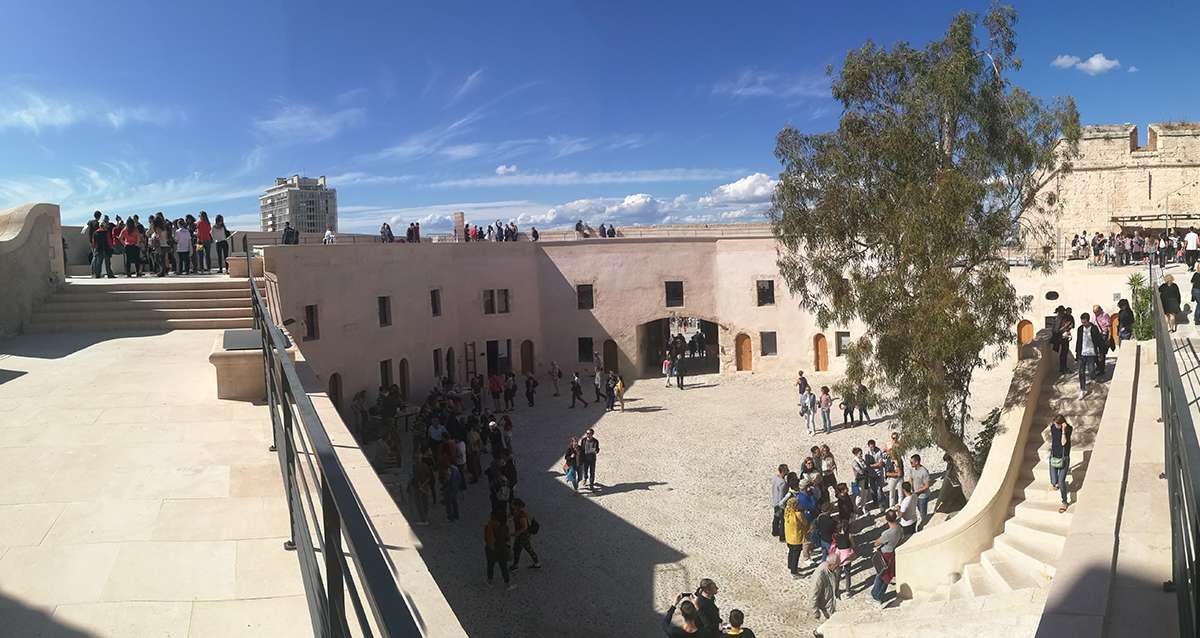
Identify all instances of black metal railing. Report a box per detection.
[1150,267,1200,637]
[244,243,424,637]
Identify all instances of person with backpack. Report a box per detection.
[509,498,541,570]
[281,221,299,245]
[483,510,515,590]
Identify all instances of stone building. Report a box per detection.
[259,174,338,233]
[1034,123,1200,250]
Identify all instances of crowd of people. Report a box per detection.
[83,209,231,278]
[1069,226,1200,269]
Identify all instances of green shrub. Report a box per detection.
[1127,273,1155,340]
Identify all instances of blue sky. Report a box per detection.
[1,1,1194,232]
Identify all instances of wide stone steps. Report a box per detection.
[815,587,1047,637]
[26,277,255,332]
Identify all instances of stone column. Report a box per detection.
[453,211,465,242]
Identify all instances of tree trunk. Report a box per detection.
[928,362,980,498]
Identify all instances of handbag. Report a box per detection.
[871,549,887,574]
[1050,456,1064,469]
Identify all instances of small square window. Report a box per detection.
[498,289,510,314]
[483,290,496,315]
[757,280,775,306]
[760,331,777,356]
[379,359,393,388]
[577,337,594,363]
[303,304,319,341]
[378,296,392,327]
[577,284,594,310]
[665,281,684,308]
[835,331,852,356]
[433,348,443,378]
[430,289,442,317]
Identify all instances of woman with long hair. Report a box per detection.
[564,436,581,491]
[212,214,230,273]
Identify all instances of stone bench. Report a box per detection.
[208,329,293,401]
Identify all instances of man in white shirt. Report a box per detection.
[173,221,192,275]
[1185,227,1199,270]
[896,481,917,537]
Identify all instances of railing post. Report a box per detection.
[323,479,346,638]
[281,370,297,552]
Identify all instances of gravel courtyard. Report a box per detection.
[406,365,1011,637]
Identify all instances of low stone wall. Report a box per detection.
[896,333,1055,596]
[0,203,65,335]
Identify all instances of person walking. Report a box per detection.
[484,510,515,590]
[1160,274,1181,333]
[569,372,588,408]
[1049,415,1073,513]
[795,370,810,401]
[524,372,538,407]
[1185,227,1199,270]
[504,372,518,411]
[548,361,561,396]
[909,455,931,529]
[579,428,599,490]
[564,437,581,491]
[1053,305,1074,373]
[1191,264,1200,327]
[855,383,871,425]
[818,387,833,434]
[509,498,541,570]
[870,510,902,606]
[1075,312,1105,398]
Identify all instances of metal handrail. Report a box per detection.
[1150,266,1200,637]
[244,239,425,638]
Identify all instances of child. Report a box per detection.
[832,518,856,596]
[662,356,672,387]
[723,608,756,637]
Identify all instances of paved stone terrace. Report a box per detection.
[0,329,310,637]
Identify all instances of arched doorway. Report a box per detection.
[398,359,409,401]
[603,339,619,372]
[735,333,752,371]
[520,340,534,375]
[813,334,828,372]
[1017,319,1034,345]
[445,348,456,384]
[327,373,343,411]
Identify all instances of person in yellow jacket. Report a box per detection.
[615,375,626,411]
[783,497,808,576]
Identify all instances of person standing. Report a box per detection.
[196,211,213,272]
[1187,227,1200,271]
[795,370,810,398]
[322,225,336,245]
[870,510,902,605]
[605,372,618,411]
[488,373,503,412]
[593,368,605,403]
[896,481,917,537]
[579,428,599,490]
[509,498,541,570]
[173,220,192,275]
[281,221,299,245]
[883,445,903,507]
[524,372,538,407]
[1053,306,1074,373]
[810,556,839,621]
[674,354,685,390]
[118,221,143,277]
[1092,304,1112,376]
[615,375,626,411]
[569,372,588,408]
[443,462,463,522]
[818,387,833,434]
[908,456,931,529]
[411,453,433,526]
[663,355,673,387]
[799,386,817,435]
[855,383,871,424]
[548,361,561,396]
[212,214,230,273]
[465,427,482,484]
[1049,415,1073,513]
[91,217,115,278]
[771,464,789,542]
[564,437,581,491]
[483,510,515,590]
[1075,312,1105,398]
[782,497,806,575]
[1160,274,1182,333]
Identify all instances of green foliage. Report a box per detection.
[768,6,1081,492]
[971,407,1003,475]
[1126,273,1154,340]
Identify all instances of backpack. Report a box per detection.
[529,517,540,535]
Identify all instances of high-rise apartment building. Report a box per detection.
[259,175,338,233]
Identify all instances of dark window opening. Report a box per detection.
[379,359,392,388]
[835,331,852,356]
[303,304,319,341]
[577,284,594,310]
[577,337,593,363]
[498,289,510,314]
[433,348,443,379]
[760,331,777,356]
[483,289,495,315]
[665,281,684,307]
[756,280,775,306]
[430,289,442,317]
[378,296,391,327]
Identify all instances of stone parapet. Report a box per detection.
[0,202,65,335]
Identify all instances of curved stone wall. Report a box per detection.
[0,203,65,335]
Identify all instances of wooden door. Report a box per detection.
[735,333,752,371]
[603,339,618,372]
[327,373,342,411]
[520,340,534,375]
[813,334,828,372]
[1017,320,1034,345]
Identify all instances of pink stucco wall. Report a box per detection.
[263,237,855,402]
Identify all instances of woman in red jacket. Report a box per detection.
[196,211,213,273]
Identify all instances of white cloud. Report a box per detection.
[448,68,485,106]
[713,69,829,99]
[0,90,181,134]
[254,102,365,142]
[1128,66,1140,73]
[326,172,415,186]
[1051,55,1081,69]
[440,143,485,159]
[546,135,594,158]
[697,172,777,206]
[365,114,481,161]
[495,164,518,175]
[1051,53,1121,75]
[428,168,745,188]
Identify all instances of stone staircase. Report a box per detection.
[26,276,255,332]
[816,370,1111,637]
